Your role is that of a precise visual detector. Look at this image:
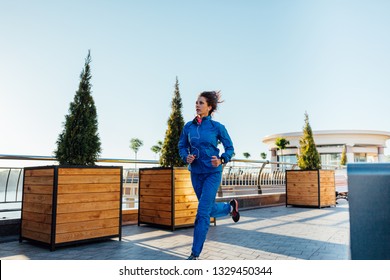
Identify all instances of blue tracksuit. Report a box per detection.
[178,115,234,257]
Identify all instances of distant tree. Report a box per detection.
[160,77,186,167]
[130,138,143,161]
[340,145,347,166]
[275,137,290,161]
[260,152,267,160]
[151,140,163,159]
[243,152,251,159]
[297,112,321,170]
[54,50,101,165]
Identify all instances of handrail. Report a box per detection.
[0,154,159,165]
[1,154,345,217]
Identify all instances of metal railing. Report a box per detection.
[218,160,296,197]
[0,154,346,218]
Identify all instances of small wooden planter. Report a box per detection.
[286,169,336,208]
[20,165,122,251]
[138,167,215,230]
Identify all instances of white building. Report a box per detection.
[262,130,390,166]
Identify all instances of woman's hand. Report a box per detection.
[187,154,196,164]
[211,156,222,167]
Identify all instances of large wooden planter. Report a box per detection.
[286,169,336,208]
[139,167,213,230]
[20,165,122,250]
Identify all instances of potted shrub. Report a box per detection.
[285,112,336,208]
[138,77,210,230]
[20,51,122,250]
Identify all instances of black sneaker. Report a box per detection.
[230,199,240,223]
[187,253,199,260]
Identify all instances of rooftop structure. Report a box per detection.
[262,130,390,165]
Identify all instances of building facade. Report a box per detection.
[262,130,390,166]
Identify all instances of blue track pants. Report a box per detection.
[191,172,231,257]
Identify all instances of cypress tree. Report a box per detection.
[160,77,186,167]
[54,50,101,165]
[297,112,321,170]
[340,145,347,166]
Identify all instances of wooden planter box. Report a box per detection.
[286,169,336,208]
[20,165,122,250]
[138,167,214,230]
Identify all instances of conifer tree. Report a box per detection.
[54,50,101,165]
[340,145,347,166]
[297,112,321,170]
[160,77,186,167]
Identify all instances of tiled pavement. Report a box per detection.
[0,199,350,260]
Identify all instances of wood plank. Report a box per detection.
[122,210,138,225]
[175,216,196,226]
[139,215,171,226]
[175,188,196,196]
[57,201,120,213]
[22,203,52,214]
[174,182,192,189]
[58,168,121,176]
[140,174,171,182]
[57,175,120,184]
[287,186,319,193]
[175,195,198,203]
[56,218,119,234]
[139,209,171,219]
[175,209,197,218]
[21,228,51,244]
[55,227,119,244]
[139,202,171,211]
[174,202,198,210]
[139,196,171,204]
[23,193,53,204]
[22,211,52,224]
[56,210,119,224]
[57,193,120,204]
[57,184,120,194]
[25,168,54,177]
[139,189,171,197]
[287,196,318,204]
[23,185,53,194]
[24,176,54,186]
[140,169,172,176]
[22,220,51,234]
[287,171,318,183]
[139,181,172,190]
[174,169,190,176]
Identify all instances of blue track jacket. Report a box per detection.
[178,116,234,174]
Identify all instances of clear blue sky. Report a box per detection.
[1,0,390,164]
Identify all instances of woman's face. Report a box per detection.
[196,96,212,117]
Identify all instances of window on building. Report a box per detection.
[320,153,340,167]
[354,153,367,162]
[279,155,297,164]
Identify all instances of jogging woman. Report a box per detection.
[179,90,239,260]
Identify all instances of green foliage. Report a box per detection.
[243,152,251,159]
[296,112,321,170]
[275,137,290,151]
[275,137,290,161]
[340,145,347,166]
[160,77,186,167]
[260,152,267,160]
[151,140,163,157]
[130,138,143,159]
[54,50,101,165]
